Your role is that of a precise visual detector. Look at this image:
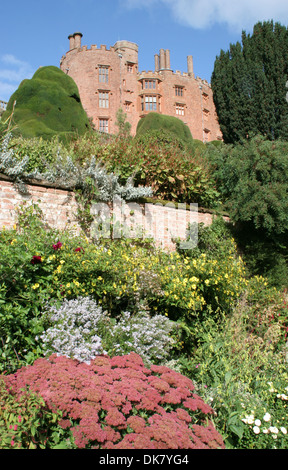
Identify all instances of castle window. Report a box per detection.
[175,86,184,97]
[143,79,156,90]
[125,101,131,112]
[203,108,210,121]
[175,103,185,116]
[127,63,134,73]
[99,91,109,108]
[142,95,157,111]
[99,119,109,133]
[99,66,109,83]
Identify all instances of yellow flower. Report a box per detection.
[32,283,40,290]
[60,260,65,264]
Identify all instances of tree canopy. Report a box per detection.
[210,135,288,235]
[211,21,288,144]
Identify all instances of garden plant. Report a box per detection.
[0,100,288,449]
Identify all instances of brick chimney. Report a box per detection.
[74,32,83,49]
[187,55,194,77]
[68,34,75,50]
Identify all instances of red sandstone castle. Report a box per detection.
[60,32,222,142]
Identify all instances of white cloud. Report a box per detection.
[0,54,34,102]
[124,0,288,32]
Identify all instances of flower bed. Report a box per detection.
[2,352,225,449]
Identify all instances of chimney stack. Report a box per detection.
[159,49,165,70]
[165,50,171,69]
[154,54,159,72]
[68,34,75,50]
[74,32,83,49]
[68,32,83,50]
[187,55,194,77]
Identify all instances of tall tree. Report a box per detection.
[211,21,288,143]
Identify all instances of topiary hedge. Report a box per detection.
[2,66,91,140]
[136,112,193,146]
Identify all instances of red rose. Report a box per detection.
[31,255,42,265]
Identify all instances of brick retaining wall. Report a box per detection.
[0,177,228,250]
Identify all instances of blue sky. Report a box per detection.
[1,0,288,102]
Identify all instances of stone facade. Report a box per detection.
[60,32,222,142]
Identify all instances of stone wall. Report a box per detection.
[0,177,228,250]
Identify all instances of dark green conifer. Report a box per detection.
[211,21,288,143]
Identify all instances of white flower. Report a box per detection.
[269,426,279,434]
[280,427,287,435]
[255,419,261,427]
[262,428,268,434]
[263,412,271,422]
[253,426,260,434]
[247,415,255,425]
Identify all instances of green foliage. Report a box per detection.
[1,66,91,140]
[136,112,193,145]
[11,135,71,173]
[211,20,288,143]
[73,130,219,207]
[115,108,131,137]
[207,136,288,287]
[0,379,72,449]
[180,286,288,448]
[209,135,288,235]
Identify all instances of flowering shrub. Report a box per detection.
[40,297,107,363]
[40,297,176,365]
[240,384,288,449]
[0,214,249,372]
[2,353,225,449]
[101,309,176,364]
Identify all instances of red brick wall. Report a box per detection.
[0,178,228,251]
[60,33,222,141]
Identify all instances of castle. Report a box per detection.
[60,32,222,141]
